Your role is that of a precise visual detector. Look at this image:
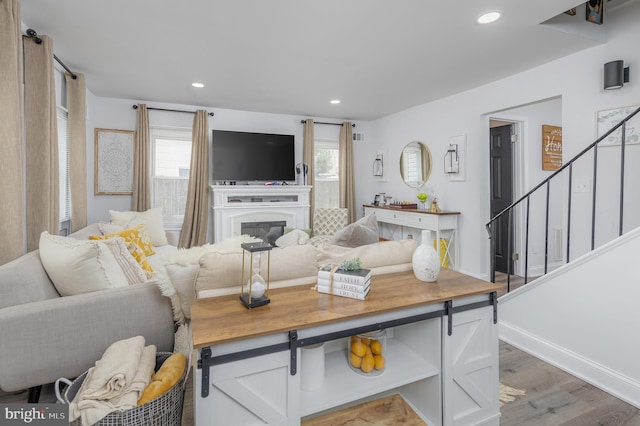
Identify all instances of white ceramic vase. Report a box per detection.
[412,230,441,282]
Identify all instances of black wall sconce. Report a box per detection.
[604,60,630,90]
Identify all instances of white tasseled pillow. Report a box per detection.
[39,232,129,296]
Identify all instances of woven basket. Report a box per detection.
[57,352,186,426]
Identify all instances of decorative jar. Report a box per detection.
[412,230,441,282]
[348,329,386,376]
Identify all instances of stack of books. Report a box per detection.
[317,266,372,300]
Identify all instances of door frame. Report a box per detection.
[488,115,527,277]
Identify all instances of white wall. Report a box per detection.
[358,1,640,278]
[85,95,369,224]
[499,227,640,408]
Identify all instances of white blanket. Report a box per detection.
[69,336,156,425]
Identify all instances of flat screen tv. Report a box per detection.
[211,130,295,182]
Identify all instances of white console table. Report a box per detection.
[210,185,311,243]
[364,205,460,270]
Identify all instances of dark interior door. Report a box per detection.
[490,125,513,275]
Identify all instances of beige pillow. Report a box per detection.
[196,244,318,293]
[39,232,129,296]
[275,229,310,247]
[317,239,417,269]
[109,208,169,246]
[101,237,148,285]
[330,214,379,248]
[165,264,199,320]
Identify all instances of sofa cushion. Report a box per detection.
[109,208,169,247]
[330,214,379,248]
[0,250,60,309]
[317,239,417,269]
[39,232,130,296]
[195,244,318,294]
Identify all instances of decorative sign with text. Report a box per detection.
[542,125,562,171]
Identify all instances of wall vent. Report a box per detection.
[353,132,365,142]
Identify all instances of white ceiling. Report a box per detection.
[18,0,630,121]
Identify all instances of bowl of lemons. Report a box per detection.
[348,330,386,376]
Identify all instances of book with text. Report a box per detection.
[317,279,370,292]
[317,266,371,284]
[317,285,371,300]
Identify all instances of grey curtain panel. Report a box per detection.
[66,73,87,232]
[132,104,151,212]
[24,34,59,251]
[179,110,210,248]
[303,118,315,224]
[0,0,24,264]
[339,122,356,223]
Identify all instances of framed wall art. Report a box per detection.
[596,105,640,147]
[542,125,562,171]
[585,0,604,25]
[94,128,135,195]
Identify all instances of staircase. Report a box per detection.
[488,106,640,409]
[486,106,640,291]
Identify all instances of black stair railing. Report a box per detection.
[486,106,640,291]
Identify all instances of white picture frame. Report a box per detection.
[596,105,640,147]
[94,128,135,195]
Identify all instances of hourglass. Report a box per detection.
[240,241,272,308]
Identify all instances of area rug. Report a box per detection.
[499,382,526,407]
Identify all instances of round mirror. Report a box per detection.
[400,141,432,188]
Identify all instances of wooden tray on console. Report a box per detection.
[387,203,418,209]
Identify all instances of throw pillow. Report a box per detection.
[39,232,129,296]
[98,221,124,235]
[330,214,379,248]
[275,229,310,247]
[101,237,148,285]
[109,208,169,247]
[90,225,155,277]
[283,227,312,237]
[91,224,155,256]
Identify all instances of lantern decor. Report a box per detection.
[240,241,273,308]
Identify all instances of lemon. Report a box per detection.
[374,355,385,370]
[349,352,362,368]
[370,340,382,355]
[350,335,361,344]
[361,354,375,373]
[351,341,366,357]
[361,337,371,346]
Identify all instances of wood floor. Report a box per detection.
[2,341,638,425]
[499,341,640,425]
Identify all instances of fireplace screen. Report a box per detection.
[241,221,286,245]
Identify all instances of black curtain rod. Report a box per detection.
[132,105,214,116]
[25,29,77,80]
[301,120,355,127]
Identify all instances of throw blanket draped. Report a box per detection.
[69,336,156,425]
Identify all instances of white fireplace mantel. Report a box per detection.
[210,185,311,243]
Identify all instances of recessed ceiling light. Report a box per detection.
[330,99,341,104]
[192,82,205,88]
[477,11,501,24]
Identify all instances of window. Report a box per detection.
[57,107,71,235]
[151,128,193,229]
[314,139,339,208]
[402,145,423,187]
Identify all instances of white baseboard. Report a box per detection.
[499,321,640,409]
